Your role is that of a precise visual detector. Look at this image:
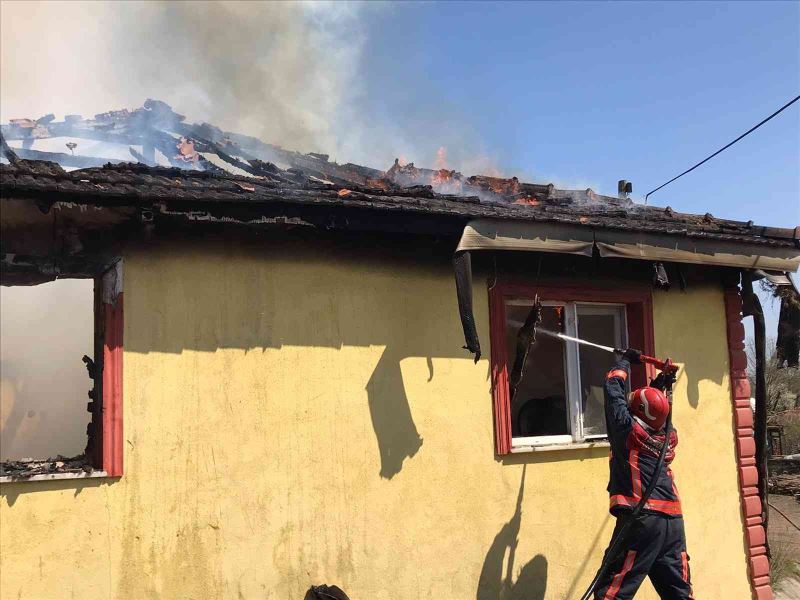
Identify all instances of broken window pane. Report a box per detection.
[0,279,94,462]
[577,305,626,438]
[506,302,569,438]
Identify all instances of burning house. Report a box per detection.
[1,100,798,599]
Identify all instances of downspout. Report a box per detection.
[741,271,770,556]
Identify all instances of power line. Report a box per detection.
[645,94,800,203]
[768,500,800,532]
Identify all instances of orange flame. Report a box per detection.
[175,137,200,163]
[435,146,447,170]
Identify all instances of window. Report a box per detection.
[490,282,654,454]
[0,262,123,480]
[1,279,94,461]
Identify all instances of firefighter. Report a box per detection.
[593,350,694,600]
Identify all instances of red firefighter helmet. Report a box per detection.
[627,387,669,431]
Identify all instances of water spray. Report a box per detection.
[536,327,678,374]
[536,327,617,353]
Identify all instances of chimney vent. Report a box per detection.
[618,180,633,199]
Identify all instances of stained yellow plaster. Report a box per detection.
[0,241,750,599]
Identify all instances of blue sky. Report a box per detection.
[357,1,799,226]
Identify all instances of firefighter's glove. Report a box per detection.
[621,348,642,364]
[651,371,676,391]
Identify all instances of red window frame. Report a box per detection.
[102,290,124,476]
[488,281,655,455]
[88,265,124,477]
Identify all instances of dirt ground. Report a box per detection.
[770,494,800,600]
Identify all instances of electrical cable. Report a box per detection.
[768,500,800,532]
[645,94,800,202]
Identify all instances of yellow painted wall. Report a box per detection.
[0,240,751,599]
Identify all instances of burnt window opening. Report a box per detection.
[505,300,627,446]
[0,266,117,479]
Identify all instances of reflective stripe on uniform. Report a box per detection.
[607,369,628,381]
[609,494,682,515]
[681,551,696,599]
[604,550,637,600]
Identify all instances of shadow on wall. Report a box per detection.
[477,465,548,600]
[366,345,423,479]
[0,476,113,507]
[680,367,703,410]
[653,286,731,410]
[561,511,612,599]
[123,239,471,480]
[648,354,721,410]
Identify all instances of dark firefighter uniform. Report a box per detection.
[593,358,695,600]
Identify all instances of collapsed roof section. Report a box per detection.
[0,99,788,233]
[0,99,600,208]
[1,99,383,184]
[0,99,572,206]
[0,100,797,249]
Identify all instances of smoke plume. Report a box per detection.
[0,1,524,176]
[1,1,369,156]
[0,280,94,461]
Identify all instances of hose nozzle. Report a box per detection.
[615,348,679,374]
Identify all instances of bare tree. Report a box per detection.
[746,338,800,416]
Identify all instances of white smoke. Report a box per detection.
[0,1,527,178]
[1,1,373,157]
[0,280,94,461]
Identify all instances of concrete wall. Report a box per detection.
[0,239,751,599]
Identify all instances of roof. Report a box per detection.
[1,100,798,249]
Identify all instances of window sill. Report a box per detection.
[0,470,109,484]
[510,440,610,454]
